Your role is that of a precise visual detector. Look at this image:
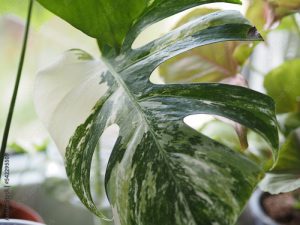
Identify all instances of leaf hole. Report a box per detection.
[99,124,120,176]
[184,114,273,163]
[149,40,242,85]
[90,124,120,212]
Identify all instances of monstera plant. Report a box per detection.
[29,0,280,224]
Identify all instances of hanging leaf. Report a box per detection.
[35,1,279,224]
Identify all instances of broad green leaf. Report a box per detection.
[264,59,300,114]
[36,0,242,52]
[0,0,52,28]
[260,128,300,194]
[34,5,278,225]
[159,8,249,84]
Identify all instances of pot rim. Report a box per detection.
[249,189,280,225]
[0,219,45,225]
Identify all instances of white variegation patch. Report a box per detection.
[34,50,109,154]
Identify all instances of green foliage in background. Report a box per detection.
[264,59,300,114]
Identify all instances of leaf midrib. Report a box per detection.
[102,57,198,224]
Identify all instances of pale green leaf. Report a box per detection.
[264,59,300,114]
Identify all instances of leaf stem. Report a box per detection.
[0,0,33,178]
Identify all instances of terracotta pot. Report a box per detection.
[0,200,44,224]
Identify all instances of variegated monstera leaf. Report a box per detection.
[34,1,279,225]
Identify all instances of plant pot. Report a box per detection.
[0,200,44,224]
[249,189,300,225]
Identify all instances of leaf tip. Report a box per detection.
[247,26,264,41]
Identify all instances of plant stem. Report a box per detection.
[0,0,33,178]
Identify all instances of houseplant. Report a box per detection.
[31,0,281,225]
[4,0,299,224]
